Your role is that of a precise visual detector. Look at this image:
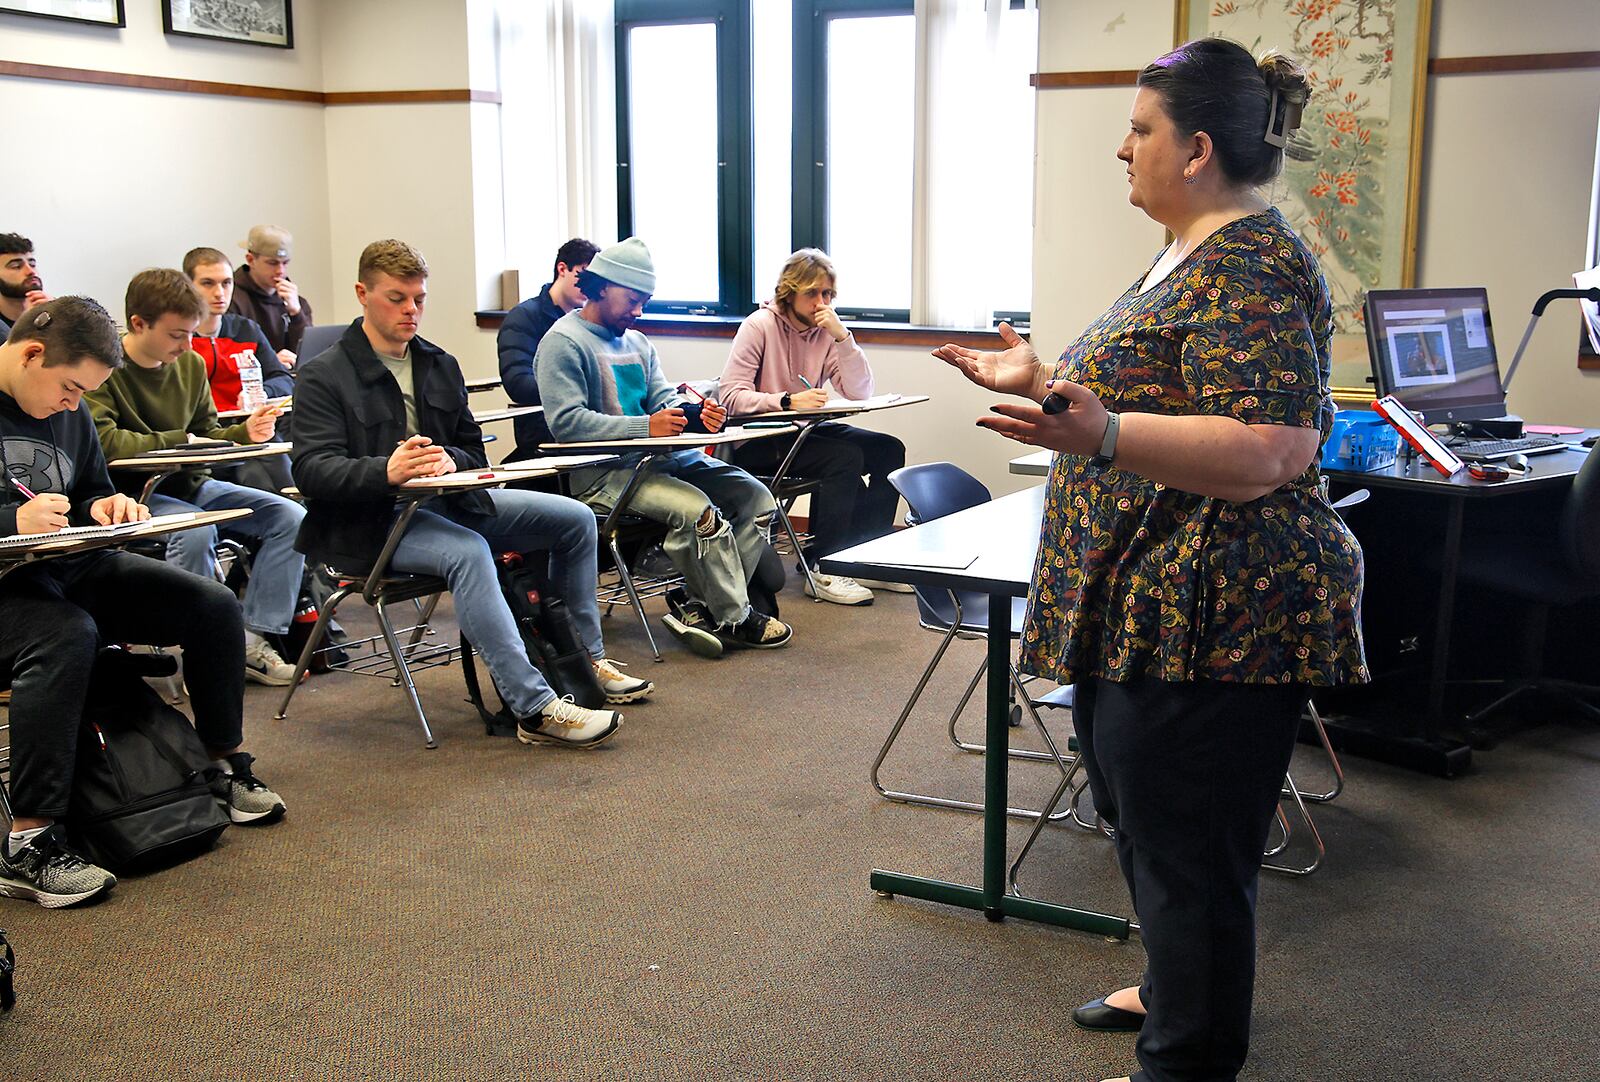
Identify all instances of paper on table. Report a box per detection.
[1524,424,1586,435]
[0,511,199,550]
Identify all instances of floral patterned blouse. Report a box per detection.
[1020,207,1368,687]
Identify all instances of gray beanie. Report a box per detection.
[586,237,656,295]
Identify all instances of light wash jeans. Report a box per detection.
[148,478,307,636]
[388,488,602,719]
[580,449,776,627]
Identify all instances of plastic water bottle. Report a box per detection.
[237,348,267,410]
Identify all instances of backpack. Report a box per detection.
[0,928,13,1012]
[460,552,607,736]
[65,648,230,873]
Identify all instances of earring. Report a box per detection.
[1184,173,1197,186]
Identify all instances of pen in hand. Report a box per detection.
[6,474,40,501]
[797,374,813,390]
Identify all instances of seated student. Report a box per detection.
[0,297,285,909]
[0,232,50,340]
[84,268,306,687]
[535,237,793,659]
[185,246,294,412]
[497,237,599,457]
[291,239,648,746]
[228,225,313,368]
[719,248,908,606]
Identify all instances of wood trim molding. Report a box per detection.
[1033,51,1600,90]
[1428,50,1600,76]
[0,60,501,106]
[1030,70,1138,89]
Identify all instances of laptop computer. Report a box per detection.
[1364,287,1570,462]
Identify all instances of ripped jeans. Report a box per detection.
[580,450,776,627]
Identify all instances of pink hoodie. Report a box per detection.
[718,302,874,417]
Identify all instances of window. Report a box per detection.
[616,0,1036,326]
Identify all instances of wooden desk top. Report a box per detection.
[729,393,929,423]
[538,423,799,455]
[108,442,293,472]
[471,405,543,424]
[0,508,253,565]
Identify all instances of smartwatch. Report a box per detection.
[1090,411,1121,466]
[780,392,792,411]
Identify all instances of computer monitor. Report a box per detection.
[1365,287,1509,425]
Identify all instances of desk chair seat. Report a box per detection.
[1453,447,1600,740]
[874,463,1074,822]
[274,565,454,749]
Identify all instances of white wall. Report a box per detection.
[3,0,332,330]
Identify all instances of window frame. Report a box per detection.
[615,0,754,316]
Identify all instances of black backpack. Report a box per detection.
[65,648,231,873]
[461,552,607,736]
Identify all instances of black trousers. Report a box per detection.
[729,421,905,561]
[1073,676,1306,1082]
[0,551,246,820]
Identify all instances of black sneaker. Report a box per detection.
[718,609,793,650]
[213,752,287,825]
[0,825,116,909]
[662,589,724,659]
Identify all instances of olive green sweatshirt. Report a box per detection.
[85,350,254,501]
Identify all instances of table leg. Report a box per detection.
[868,590,1130,939]
[1426,496,1465,740]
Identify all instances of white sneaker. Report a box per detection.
[593,657,654,704]
[802,573,874,606]
[852,577,915,594]
[243,637,299,686]
[517,695,622,748]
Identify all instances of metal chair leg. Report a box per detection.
[947,660,1079,765]
[774,502,821,599]
[871,624,1074,821]
[1263,772,1325,876]
[275,582,351,720]
[375,595,437,750]
[608,537,663,662]
[1287,700,1345,804]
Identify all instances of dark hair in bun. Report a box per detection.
[1137,37,1312,187]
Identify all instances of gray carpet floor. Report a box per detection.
[2,582,1597,1081]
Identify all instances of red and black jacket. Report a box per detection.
[192,312,295,411]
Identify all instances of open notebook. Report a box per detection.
[0,512,199,552]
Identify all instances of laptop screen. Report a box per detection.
[1364,287,1507,424]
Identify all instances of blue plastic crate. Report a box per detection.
[1321,409,1400,472]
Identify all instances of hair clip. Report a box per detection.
[1264,86,1307,148]
[32,310,51,328]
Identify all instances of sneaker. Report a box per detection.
[719,610,793,650]
[802,572,874,606]
[243,637,299,686]
[215,752,286,825]
[0,825,116,909]
[662,594,724,659]
[593,657,654,704]
[517,696,622,748]
[852,577,916,594]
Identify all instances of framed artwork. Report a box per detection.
[1176,0,1435,397]
[162,0,293,50]
[0,0,124,27]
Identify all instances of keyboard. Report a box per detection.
[1448,435,1570,462]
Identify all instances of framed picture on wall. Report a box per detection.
[1176,0,1435,398]
[0,0,125,28]
[162,0,293,50]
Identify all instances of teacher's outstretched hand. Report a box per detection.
[931,321,1051,401]
[978,379,1109,455]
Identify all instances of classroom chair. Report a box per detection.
[873,462,1074,821]
[295,323,344,366]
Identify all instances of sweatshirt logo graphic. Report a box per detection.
[2,437,73,496]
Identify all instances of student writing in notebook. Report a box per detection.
[84,268,307,686]
[718,248,908,606]
[0,297,286,909]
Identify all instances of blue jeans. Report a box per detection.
[148,478,307,636]
[389,489,601,719]
[580,449,776,627]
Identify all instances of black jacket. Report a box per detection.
[289,319,488,571]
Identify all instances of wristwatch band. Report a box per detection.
[780,393,792,411]
[1090,411,1121,466]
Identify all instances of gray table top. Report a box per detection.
[820,485,1045,597]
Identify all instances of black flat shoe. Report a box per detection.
[1071,997,1146,1032]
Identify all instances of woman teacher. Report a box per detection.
[934,39,1367,1082]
